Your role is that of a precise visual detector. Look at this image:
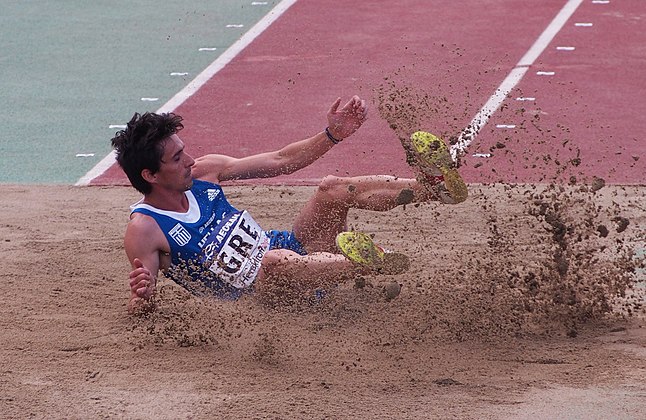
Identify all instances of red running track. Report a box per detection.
[92,0,645,186]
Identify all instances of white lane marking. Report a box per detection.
[77,0,299,186]
[226,24,244,28]
[198,47,218,51]
[516,97,536,101]
[536,71,556,76]
[141,97,159,101]
[76,153,95,158]
[170,72,189,76]
[556,46,576,50]
[575,22,593,26]
[252,1,269,5]
[108,124,126,129]
[473,153,492,158]
[592,0,609,4]
[496,124,517,129]
[450,0,585,160]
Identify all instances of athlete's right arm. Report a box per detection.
[123,213,167,313]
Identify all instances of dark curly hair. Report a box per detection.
[111,112,184,194]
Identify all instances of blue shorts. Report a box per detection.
[266,230,308,255]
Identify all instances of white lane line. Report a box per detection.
[575,22,593,26]
[536,71,556,76]
[450,0,585,160]
[140,97,159,101]
[592,0,609,3]
[496,124,517,129]
[198,47,218,51]
[76,0,299,186]
[556,46,576,51]
[516,97,536,101]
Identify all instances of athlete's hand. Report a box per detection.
[326,95,368,141]
[129,258,155,300]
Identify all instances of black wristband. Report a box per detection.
[325,127,342,144]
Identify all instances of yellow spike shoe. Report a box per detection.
[410,131,468,204]
[335,231,410,275]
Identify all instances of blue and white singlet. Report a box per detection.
[131,179,271,299]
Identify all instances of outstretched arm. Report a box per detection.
[192,96,368,183]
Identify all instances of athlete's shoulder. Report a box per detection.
[127,211,162,234]
[124,212,169,258]
[192,154,232,183]
[126,211,166,242]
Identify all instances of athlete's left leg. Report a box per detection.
[255,248,366,299]
[292,175,434,253]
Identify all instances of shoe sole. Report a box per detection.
[335,232,410,275]
[410,131,468,204]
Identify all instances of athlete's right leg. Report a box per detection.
[292,175,434,253]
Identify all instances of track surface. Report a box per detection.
[90,0,645,186]
[0,0,280,183]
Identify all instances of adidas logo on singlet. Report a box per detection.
[207,189,220,201]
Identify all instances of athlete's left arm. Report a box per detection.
[192,96,368,182]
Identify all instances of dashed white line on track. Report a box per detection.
[77,0,299,186]
[450,0,585,160]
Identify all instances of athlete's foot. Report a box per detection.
[335,231,410,275]
[409,131,468,204]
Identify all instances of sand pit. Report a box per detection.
[0,183,644,418]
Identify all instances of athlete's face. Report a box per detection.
[156,134,195,191]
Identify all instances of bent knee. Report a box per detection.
[317,175,343,191]
[261,249,297,272]
[316,175,357,197]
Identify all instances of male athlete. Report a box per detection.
[111,95,467,312]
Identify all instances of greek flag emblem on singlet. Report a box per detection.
[169,223,191,246]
